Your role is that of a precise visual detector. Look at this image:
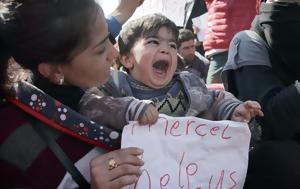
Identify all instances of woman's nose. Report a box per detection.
[108,42,119,61]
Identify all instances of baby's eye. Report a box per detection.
[169,42,177,49]
[147,39,159,45]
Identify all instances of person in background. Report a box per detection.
[222,0,300,188]
[204,0,258,84]
[182,0,207,56]
[177,28,209,81]
[79,14,264,131]
[0,0,145,188]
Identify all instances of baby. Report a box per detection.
[79,14,263,130]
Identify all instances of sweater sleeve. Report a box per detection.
[106,16,122,38]
[78,87,151,131]
[180,71,241,120]
[201,89,241,120]
[215,90,241,120]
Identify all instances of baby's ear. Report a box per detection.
[119,54,134,70]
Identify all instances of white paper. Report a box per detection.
[192,12,208,41]
[121,114,250,189]
[95,0,120,16]
[126,0,186,27]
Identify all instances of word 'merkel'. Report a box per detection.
[130,117,233,140]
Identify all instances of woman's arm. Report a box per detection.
[230,65,300,140]
[223,30,300,140]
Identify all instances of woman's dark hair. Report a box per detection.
[0,0,99,93]
[118,13,179,56]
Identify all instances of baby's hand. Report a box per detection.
[231,101,264,123]
[138,104,159,125]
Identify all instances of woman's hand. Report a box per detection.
[138,104,159,125]
[90,147,144,189]
[231,101,264,123]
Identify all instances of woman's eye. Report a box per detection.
[97,48,106,55]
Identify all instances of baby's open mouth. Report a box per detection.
[152,60,169,74]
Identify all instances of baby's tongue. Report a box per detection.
[153,65,165,74]
[153,61,168,75]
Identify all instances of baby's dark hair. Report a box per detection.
[118,14,179,56]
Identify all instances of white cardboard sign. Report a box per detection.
[126,0,186,27]
[121,114,250,189]
[192,12,208,41]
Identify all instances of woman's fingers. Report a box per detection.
[90,148,144,189]
[110,175,139,189]
[91,165,141,189]
[108,164,142,181]
[91,147,144,167]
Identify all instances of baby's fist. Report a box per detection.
[231,101,264,123]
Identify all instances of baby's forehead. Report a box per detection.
[142,28,177,41]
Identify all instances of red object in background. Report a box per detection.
[207,83,224,91]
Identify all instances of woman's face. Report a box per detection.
[60,8,118,88]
